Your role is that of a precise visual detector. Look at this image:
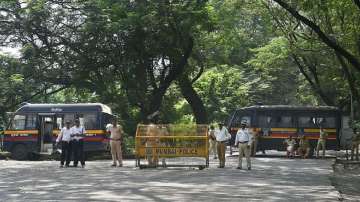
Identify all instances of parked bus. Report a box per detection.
[2,103,115,160]
[226,105,352,155]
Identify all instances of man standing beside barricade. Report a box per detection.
[208,125,217,159]
[234,121,252,170]
[316,127,328,158]
[71,119,86,168]
[215,123,231,168]
[146,124,159,167]
[351,128,360,161]
[106,119,124,167]
[56,121,72,168]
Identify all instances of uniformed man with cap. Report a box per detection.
[316,127,328,158]
[71,119,86,168]
[215,122,231,168]
[106,118,124,167]
[56,121,72,167]
[234,120,252,170]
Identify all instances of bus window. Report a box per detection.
[299,116,316,128]
[273,116,293,128]
[64,114,75,125]
[78,113,97,129]
[11,115,26,130]
[258,116,271,127]
[103,113,114,129]
[56,117,63,129]
[25,114,37,130]
[319,117,336,128]
[233,115,251,127]
[241,116,251,126]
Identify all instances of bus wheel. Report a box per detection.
[11,144,28,160]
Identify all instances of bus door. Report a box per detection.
[38,113,55,154]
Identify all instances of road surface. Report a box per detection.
[0,155,344,201]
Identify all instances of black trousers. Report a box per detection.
[72,139,85,166]
[60,141,71,166]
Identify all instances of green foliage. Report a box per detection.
[194,66,251,122]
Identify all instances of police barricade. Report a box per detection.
[135,124,209,169]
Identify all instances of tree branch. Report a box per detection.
[273,0,360,73]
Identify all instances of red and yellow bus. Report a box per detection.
[2,103,115,160]
[226,105,347,155]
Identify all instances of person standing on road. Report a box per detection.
[56,121,72,168]
[351,128,360,161]
[251,129,259,157]
[106,119,124,167]
[234,121,252,170]
[316,127,328,158]
[71,119,86,168]
[208,125,217,159]
[215,123,231,168]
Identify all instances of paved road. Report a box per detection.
[0,156,340,201]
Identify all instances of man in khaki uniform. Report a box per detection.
[215,123,231,168]
[106,119,124,167]
[351,128,360,161]
[146,124,159,166]
[316,127,328,158]
[298,135,310,158]
[234,121,252,170]
[251,129,259,156]
[208,125,217,159]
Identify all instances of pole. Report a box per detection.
[350,91,354,122]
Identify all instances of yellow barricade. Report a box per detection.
[135,124,209,168]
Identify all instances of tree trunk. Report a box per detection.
[178,76,208,124]
[335,53,360,107]
[292,55,336,106]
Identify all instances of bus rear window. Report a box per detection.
[11,115,26,130]
[78,113,97,129]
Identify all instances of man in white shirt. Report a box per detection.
[106,119,124,167]
[56,121,72,168]
[215,123,231,168]
[234,121,252,170]
[71,119,86,168]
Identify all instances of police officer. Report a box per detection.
[71,119,86,168]
[215,123,231,168]
[56,121,72,167]
[316,127,328,158]
[106,119,124,167]
[234,121,252,170]
[208,125,217,159]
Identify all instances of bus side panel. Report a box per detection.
[3,134,38,154]
[257,129,339,151]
